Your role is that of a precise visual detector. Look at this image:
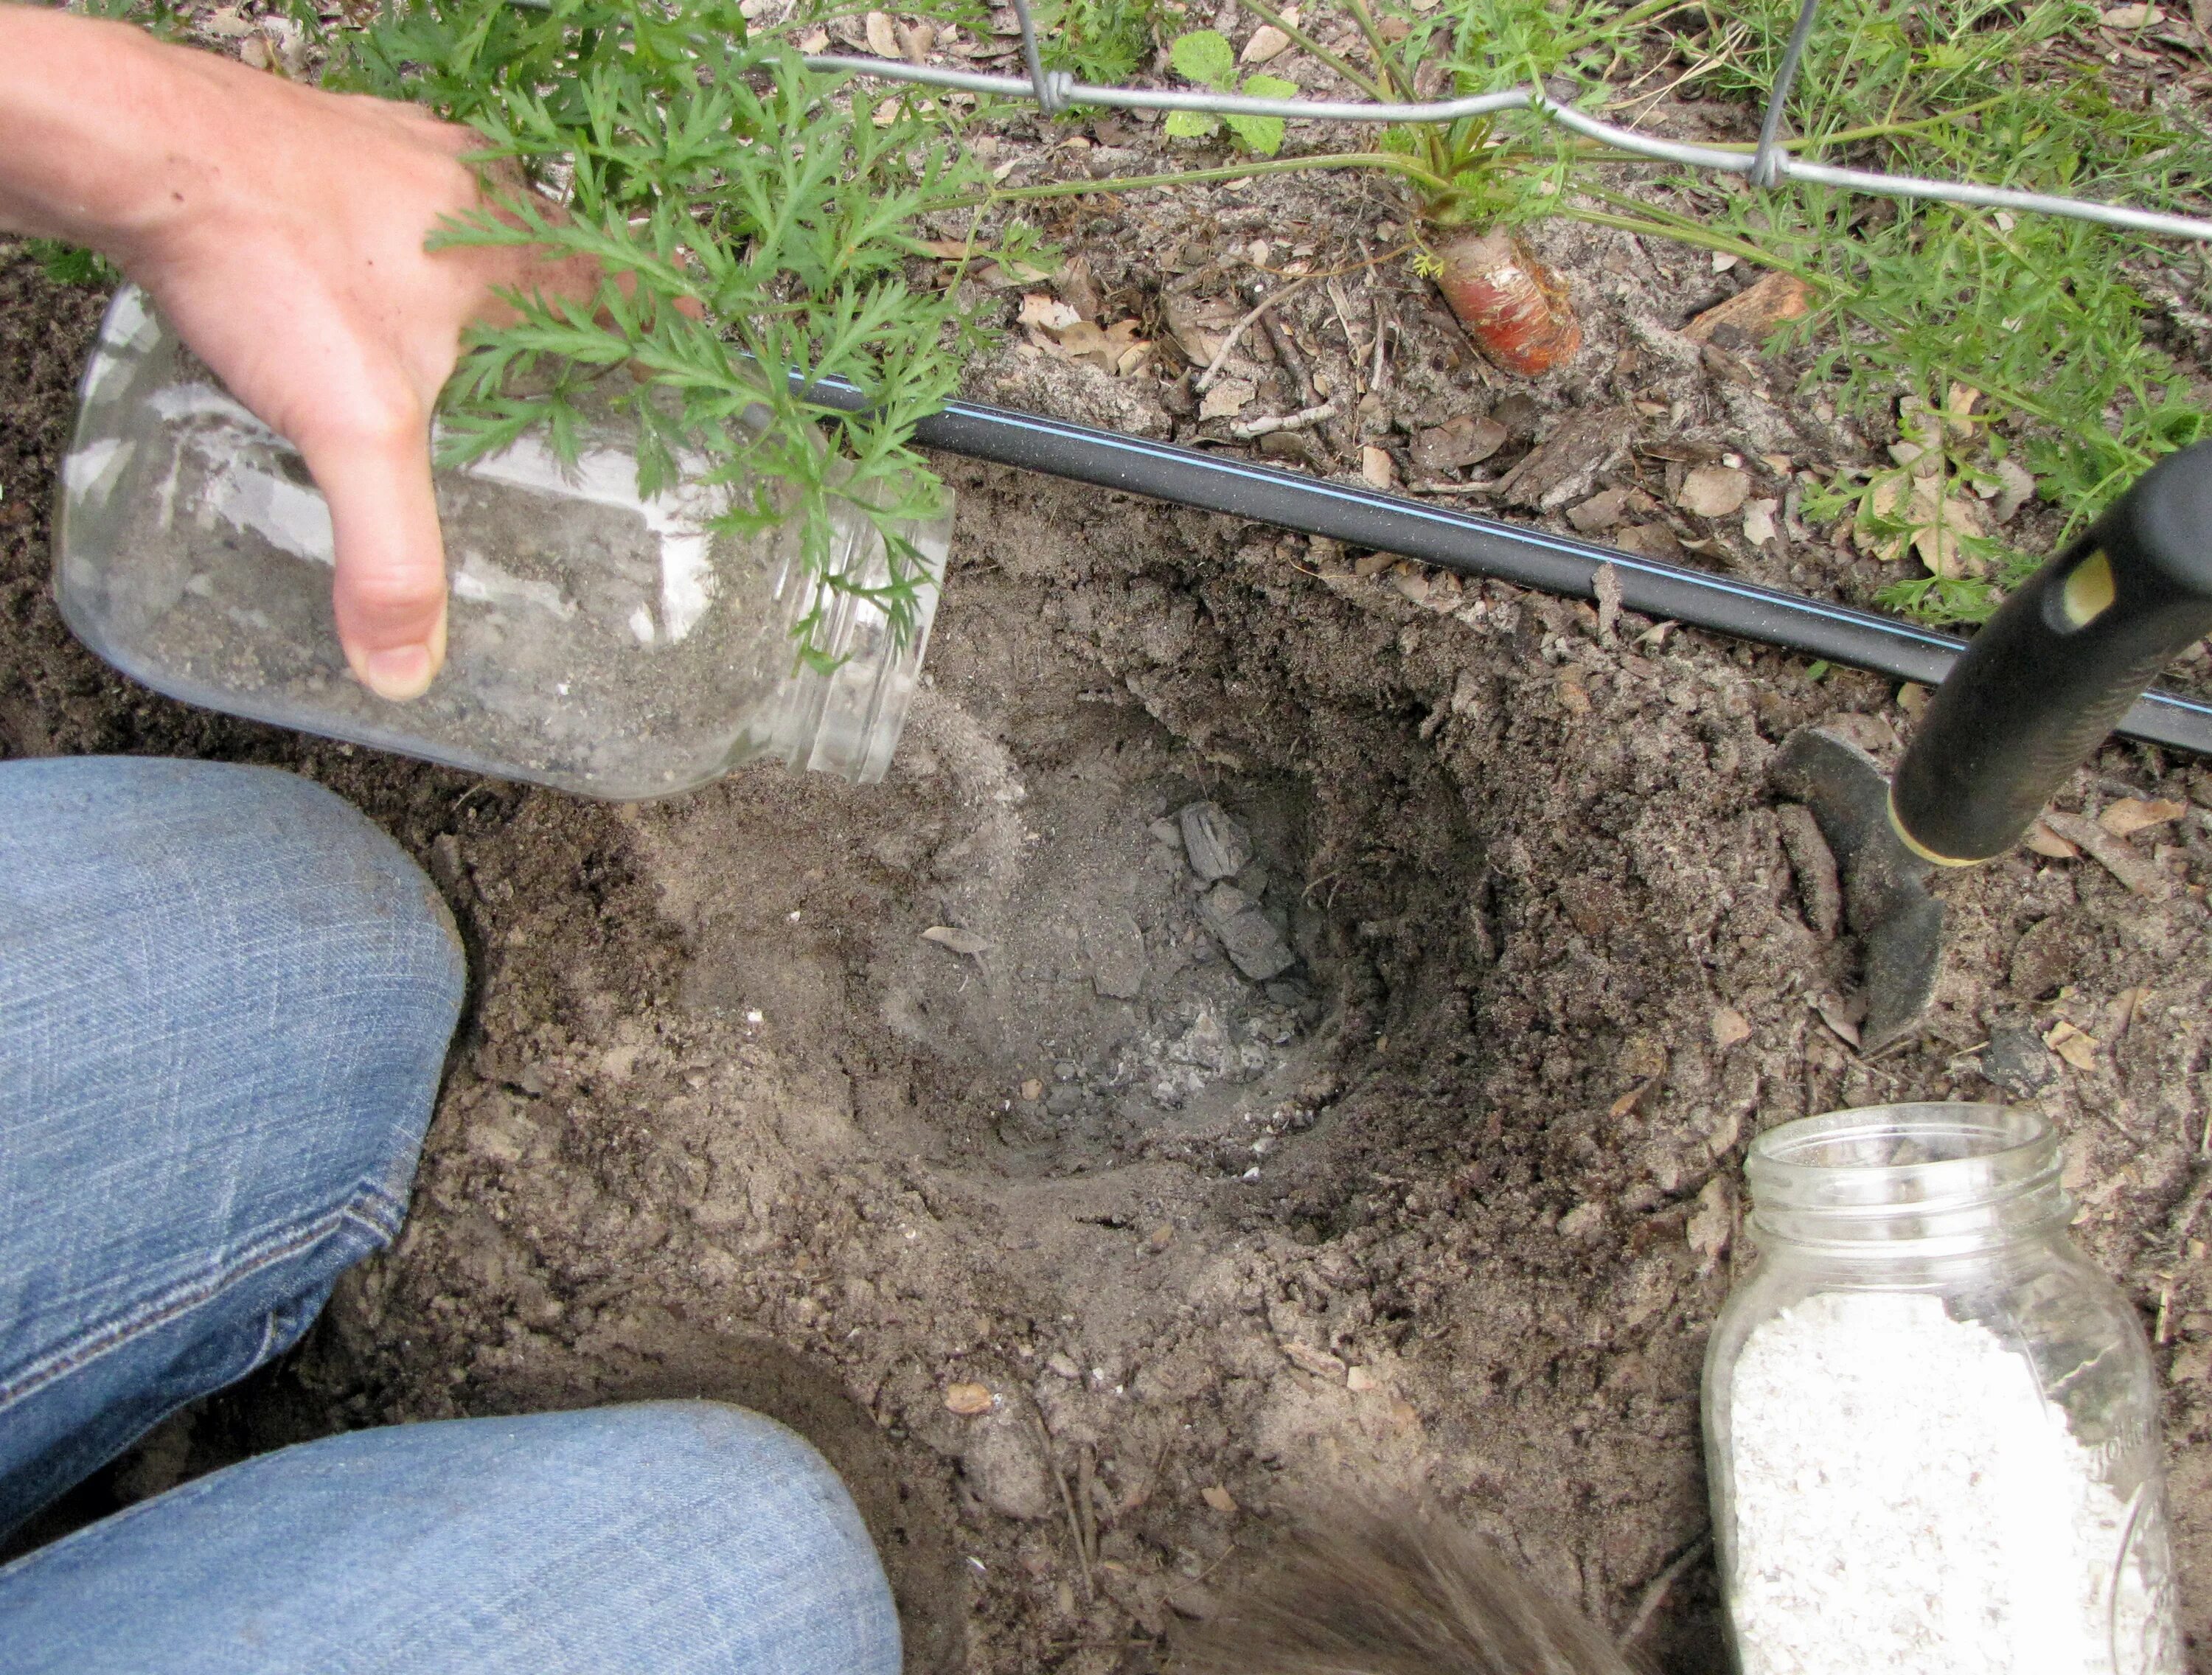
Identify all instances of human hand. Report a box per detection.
[0,9,597,698]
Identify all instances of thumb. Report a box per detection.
[298,409,451,702]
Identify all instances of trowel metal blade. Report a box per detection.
[1769,728,1944,1054]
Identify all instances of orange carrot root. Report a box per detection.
[1433,229,1582,378]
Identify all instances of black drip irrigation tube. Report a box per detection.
[815,382,2212,758]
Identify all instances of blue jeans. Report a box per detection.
[0,759,899,1674]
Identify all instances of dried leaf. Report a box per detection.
[1240,23,1292,60]
[864,9,900,57]
[2098,797,2186,838]
[1677,464,1750,518]
[1907,478,1989,578]
[1742,497,1778,547]
[1052,319,1116,372]
[2024,820,2081,859]
[1018,292,1081,334]
[1201,1485,1240,1513]
[1812,994,1863,1049]
[1609,1079,1656,1118]
[1567,487,1629,533]
[944,1381,995,1415]
[922,925,993,955]
[2039,810,2175,899]
[1411,414,1508,473]
[1360,445,1396,490]
[2045,1020,2100,1070]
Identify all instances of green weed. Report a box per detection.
[332,0,992,663]
[24,239,118,288]
[1162,28,1298,153]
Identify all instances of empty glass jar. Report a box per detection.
[55,286,953,798]
[1704,1104,2180,1675]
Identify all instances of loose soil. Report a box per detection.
[7,38,2212,1667]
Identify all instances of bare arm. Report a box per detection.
[0,5,591,698]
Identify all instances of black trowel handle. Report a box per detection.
[1891,441,2212,866]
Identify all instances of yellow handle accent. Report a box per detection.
[1888,785,1984,868]
[2059,549,2115,628]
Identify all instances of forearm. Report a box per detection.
[0,5,230,262]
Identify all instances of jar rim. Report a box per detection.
[1744,1103,2067,1242]
[1750,1102,2051,1173]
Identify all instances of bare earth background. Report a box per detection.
[5,81,2212,1669]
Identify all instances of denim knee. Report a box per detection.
[0,1401,902,1675]
[0,757,465,1529]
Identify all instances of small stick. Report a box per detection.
[1229,397,1345,439]
[1197,276,1317,391]
[2155,1280,2174,1345]
[1077,1443,1099,1569]
[1262,309,1321,409]
[1618,1531,1711,1651]
[1035,1415,1095,1601]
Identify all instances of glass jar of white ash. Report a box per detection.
[1703,1103,2181,1675]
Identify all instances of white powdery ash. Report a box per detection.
[1727,1290,2168,1675]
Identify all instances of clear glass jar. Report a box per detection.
[1704,1103,2180,1675]
[54,286,951,799]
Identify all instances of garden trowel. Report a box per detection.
[1771,441,2212,1052]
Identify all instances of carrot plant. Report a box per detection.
[992,0,2211,620]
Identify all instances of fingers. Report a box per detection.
[296,406,451,701]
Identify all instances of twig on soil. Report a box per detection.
[1229,397,1346,439]
[1077,1442,1100,1567]
[1618,1530,1711,1651]
[1035,1413,1096,1600]
[1262,308,1321,411]
[1326,276,1367,383]
[1198,276,1318,391]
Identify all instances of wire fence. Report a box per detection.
[805,0,2212,243]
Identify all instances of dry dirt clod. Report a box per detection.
[1711,1006,1753,1050]
[1982,1023,2062,1098]
[1202,1485,1239,1514]
[1498,408,1634,512]
[1180,801,1254,881]
[1199,377,1258,420]
[1775,803,1843,939]
[1281,1339,1349,1380]
[1199,882,1296,980]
